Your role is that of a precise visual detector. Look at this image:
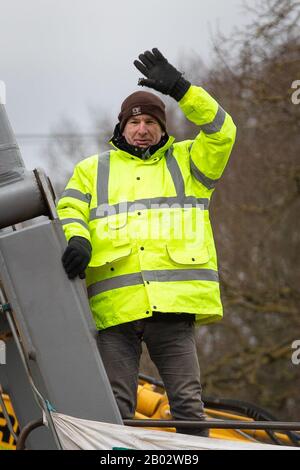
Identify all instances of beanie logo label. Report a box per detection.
[132,106,141,115]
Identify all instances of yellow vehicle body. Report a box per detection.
[135,382,296,446]
[1,383,298,449]
[0,394,18,450]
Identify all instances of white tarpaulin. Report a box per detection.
[50,412,299,450]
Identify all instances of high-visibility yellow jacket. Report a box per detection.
[57,86,236,330]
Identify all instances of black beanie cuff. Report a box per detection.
[118,91,166,131]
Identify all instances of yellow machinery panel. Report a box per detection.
[0,394,18,450]
[1,382,299,449]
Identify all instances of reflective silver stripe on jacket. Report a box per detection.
[60,218,89,230]
[91,147,210,220]
[143,269,219,283]
[190,158,219,190]
[200,105,226,134]
[97,150,111,207]
[87,273,144,297]
[61,188,92,204]
[87,269,219,298]
[165,146,185,197]
[90,196,209,220]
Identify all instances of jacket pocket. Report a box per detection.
[107,212,130,247]
[89,213,131,267]
[166,242,210,265]
[89,245,132,267]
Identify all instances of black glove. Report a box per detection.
[62,236,92,280]
[134,48,191,101]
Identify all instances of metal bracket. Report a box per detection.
[0,303,11,314]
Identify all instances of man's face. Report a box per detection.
[122,114,164,148]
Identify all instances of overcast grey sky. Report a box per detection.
[1,0,249,169]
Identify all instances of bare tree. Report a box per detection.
[45,112,113,196]
[180,0,300,419]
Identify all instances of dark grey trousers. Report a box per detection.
[97,315,207,436]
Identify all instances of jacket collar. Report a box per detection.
[109,124,175,162]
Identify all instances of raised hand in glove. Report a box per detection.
[134,48,191,101]
[62,236,92,280]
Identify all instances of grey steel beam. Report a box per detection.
[0,220,122,424]
[0,97,123,449]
